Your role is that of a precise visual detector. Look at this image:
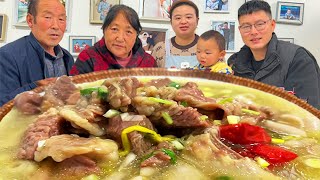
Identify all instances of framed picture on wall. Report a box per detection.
[204,0,229,13]
[211,21,236,52]
[138,27,168,54]
[90,0,121,24]
[138,0,171,22]
[276,2,304,25]
[278,38,294,44]
[0,14,7,41]
[14,0,29,27]
[14,0,72,29]
[62,0,72,32]
[69,36,96,56]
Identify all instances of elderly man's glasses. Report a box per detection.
[239,20,271,33]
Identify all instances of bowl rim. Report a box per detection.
[0,68,319,120]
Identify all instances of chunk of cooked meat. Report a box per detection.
[106,113,154,156]
[18,109,65,160]
[57,155,100,177]
[104,77,141,112]
[34,134,119,162]
[14,91,43,115]
[41,76,78,111]
[58,108,105,136]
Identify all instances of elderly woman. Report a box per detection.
[70,5,157,75]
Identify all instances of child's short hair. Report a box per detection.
[200,30,225,51]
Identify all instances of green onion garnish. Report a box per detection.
[241,108,260,116]
[162,149,177,164]
[162,112,173,125]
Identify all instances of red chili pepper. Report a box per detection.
[249,144,298,164]
[219,123,271,145]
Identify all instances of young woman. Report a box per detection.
[151,0,199,69]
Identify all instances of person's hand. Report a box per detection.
[36,77,57,86]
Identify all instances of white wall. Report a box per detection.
[1,0,319,65]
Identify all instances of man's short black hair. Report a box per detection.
[28,0,65,23]
[27,0,39,17]
[238,0,272,19]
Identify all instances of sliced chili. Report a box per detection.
[219,123,271,145]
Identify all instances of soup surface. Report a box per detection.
[0,76,320,179]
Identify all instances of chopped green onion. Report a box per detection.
[241,108,260,116]
[97,86,108,99]
[103,109,120,118]
[271,138,285,144]
[168,82,181,89]
[213,120,222,126]
[227,115,240,124]
[80,87,99,96]
[141,152,155,162]
[81,174,99,180]
[200,115,208,121]
[148,97,174,105]
[162,112,173,125]
[171,140,184,150]
[215,176,233,180]
[217,97,234,105]
[162,149,177,164]
[304,158,320,168]
[80,86,108,100]
[254,156,270,168]
[282,135,297,140]
[180,101,188,107]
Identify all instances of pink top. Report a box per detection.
[116,51,132,67]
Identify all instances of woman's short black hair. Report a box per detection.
[102,4,142,34]
[169,0,199,20]
[238,0,272,19]
[101,4,142,53]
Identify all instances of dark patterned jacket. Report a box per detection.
[70,38,157,75]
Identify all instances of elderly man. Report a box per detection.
[0,0,74,106]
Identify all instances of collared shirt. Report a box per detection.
[44,46,67,78]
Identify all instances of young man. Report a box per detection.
[0,0,74,106]
[231,0,320,109]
